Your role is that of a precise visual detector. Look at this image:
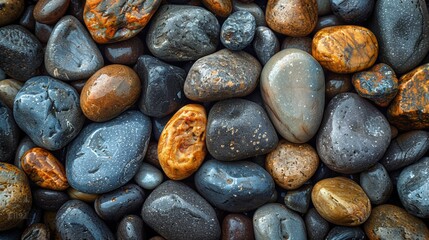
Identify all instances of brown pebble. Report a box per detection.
[33,0,70,24]
[144,141,162,169]
[222,214,254,240]
[201,0,232,17]
[0,0,24,26]
[325,72,352,100]
[67,187,98,202]
[0,79,23,109]
[390,125,398,139]
[265,140,319,190]
[21,223,50,240]
[103,36,144,65]
[43,211,60,240]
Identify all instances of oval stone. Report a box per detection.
[0,99,19,162]
[222,214,254,240]
[133,163,163,190]
[261,49,325,143]
[104,37,144,65]
[66,111,151,194]
[195,159,275,212]
[0,79,22,109]
[201,0,232,17]
[33,0,70,24]
[33,188,69,211]
[221,11,256,51]
[312,25,378,73]
[117,215,145,240]
[253,26,280,65]
[316,93,391,174]
[305,208,330,240]
[359,163,392,205]
[142,180,221,240]
[0,0,24,26]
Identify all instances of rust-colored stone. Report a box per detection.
[312,25,378,73]
[312,177,371,226]
[201,0,232,17]
[83,0,162,44]
[266,0,317,37]
[265,140,319,190]
[158,104,207,180]
[387,63,429,130]
[80,64,141,122]
[21,147,69,190]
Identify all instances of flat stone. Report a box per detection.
[221,11,256,51]
[252,26,280,65]
[359,163,392,204]
[0,100,19,163]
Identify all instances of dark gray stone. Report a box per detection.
[305,208,330,240]
[0,99,19,163]
[117,215,145,240]
[253,26,280,65]
[141,180,221,240]
[14,76,84,151]
[33,188,70,211]
[325,226,366,240]
[281,36,312,54]
[360,163,392,204]
[151,114,171,141]
[0,25,42,81]
[66,111,151,194]
[195,159,275,212]
[0,68,5,80]
[221,11,256,51]
[371,0,429,74]
[283,185,312,213]
[206,98,278,161]
[331,0,374,23]
[14,136,36,169]
[233,0,265,26]
[397,157,429,218]
[56,200,115,240]
[45,15,104,81]
[134,163,163,190]
[316,93,391,174]
[134,55,186,118]
[317,0,331,16]
[146,5,219,61]
[313,15,345,34]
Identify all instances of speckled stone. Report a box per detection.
[316,93,391,174]
[134,163,163,190]
[222,214,254,240]
[56,200,114,239]
[0,25,42,81]
[0,100,19,163]
[359,163,392,204]
[253,203,306,240]
[146,5,219,62]
[305,208,330,240]
[281,36,312,54]
[283,185,312,213]
[104,37,144,65]
[33,188,69,211]
[185,49,261,102]
[331,0,374,23]
[134,55,186,118]
[117,215,145,240]
[261,49,325,143]
[221,11,256,51]
[0,0,24,26]
[252,26,280,65]
[325,226,366,240]
[371,0,429,74]
[201,0,232,17]
[142,180,221,240]
[195,159,275,212]
[233,0,265,26]
[66,111,151,194]
[21,223,50,240]
[33,0,70,24]
[325,72,352,100]
[0,79,22,109]
[380,130,429,171]
[45,15,104,81]
[397,157,429,218]
[13,76,84,151]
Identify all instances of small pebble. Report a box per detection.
[134,163,163,190]
[305,208,330,240]
[233,0,265,26]
[33,0,70,24]
[325,226,366,240]
[117,215,145,240]
[33,188,69,211]
[221,11,256,51]
[283,185,312,213]
[252,26,280,65]
[222,214,254,240]
[104,36,144,65]
[359,163,393,205]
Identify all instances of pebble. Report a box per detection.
[68,0,84,22]
[201,0,232,17]
[252,26,280,65]
[0,0,24,26]
[67,187,98,202]
[45,15,104,81]
[83,0,161,44]
[185,49,261,102]
[94,184,145,221]
[80,64,141,122]
[144,141,162,169]
[158,104,206,180]
[20,147,69,190]
[397,157,429,218]
[152,114,171,141]
[222,214,254,240]
[312,15,344,34]
[221,11,256,51]
[266,0,317,36]
[352,63,398,107]
[19,5,35,31]
[363,204,429,239]
[371,0,429,74]
[146,5,219,61]
[305,208,330,240]
[117,215,145,240]
[325,226,366,240]
[66,111,151,194]
[34,21,53,44]
[281,36,312,53]
[317,0,331,16]
[316,93,391,174]
[206,98,278,161]
[380,130,429,171]
[312,177,371,226]
[195,159,275,212]
[134,55,186,118]
[0,163,32,231]
[141,180,221,240]
[325,72,352,100]
[0,68,5,80]
[21,223,50,240]
[13,76,84,151]
[104,37,144,65]
[312,25,378,73]
[33,188,69,211]
[0,99,19,163]
[14,136,36,169]
[134,163,163,190]
[359,163,392,205]
[233,0,265,26]
[261,49,325,143]
[56,200,115,239]
[33,0,70,24]
[283,185,312,213]
[265,140,319,190]
[387,63,429,130]
[331,0,374,23]
[0,25,42,81]
[253,203,307,240]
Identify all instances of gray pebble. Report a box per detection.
[134,163,163,190]
[0,99,19,163]
[360,163,393,204]
[284,185,312,214]
[305,208,330,240]
[233,0,265,26]
[252,26,280,65]
[221,11,256,51]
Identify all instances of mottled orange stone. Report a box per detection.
[312,177,371,226]
[266,0,317,37]
[201,0,232,17]
[21,147,69,190]
[80,64,141,122]
[387,63,429,130]
[158,104,207,180]
[312,25,378,73]
[83,0,162,44]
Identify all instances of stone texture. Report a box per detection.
[22,223,50,240]
[33,188,69,211]
[305,208,330,240]
[0,0,24,26]
[281,36,312,53]
[331,0,374,23]
[221,11,256,51]
[252,26,280,65]
[67,188,98,203]
[325,73,352,100]
[325,227,366,240]
[202,0,232,17]
[222,214,254,240]
[117,215,145,240]
[283,185,312,213]
[33,0,70,24]
[104,36,144,65]
[0,79,22,109]
[359,163,392,204]
[0,99,19,163]
[134,163,163,190]
[233,1,265,26]
[14,136,36,169]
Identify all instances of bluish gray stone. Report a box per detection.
[233,0,265,26]
[134,163,163,190]
[360,163,392,204]
[221,11,256,51]
[253,26,280,65]
[326,226,366,240]
[0,68,5,80]
[305,208,330,240]
[331,0,374,23]
[0,99,19,162]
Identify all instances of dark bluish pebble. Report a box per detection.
[142,180,221,240]
[117,215,145,240]
[26,208,43,226]
[21,223,50,240]
[195,159,275,212]
[0,68,5,80]
[331,0,374,23]
[305,208,330,240]
[134,163,163,190]
[252,26,280,65]
[0,99,19,162]
[233,0,265,26]
[222,214,255,240]
[151,114,172,141]
[283,185,312,213]
[325,226,366,240]
[19,5,36,31]
[33,188,70,211]
[13,76,84,151]
[360,163,392,205]
[206,98,278,161]
[221,11,256,51]
[94,184,145,221]
[0,25,42,81]
[66,111,151,194]
[281,36,312,54]
[45,15,104,81]
[134,55,186,118]
[14,136,36,169]
[146,5,219,61]
[104,37,144,65]
[56,200,115,240]
[34,21,53,43]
